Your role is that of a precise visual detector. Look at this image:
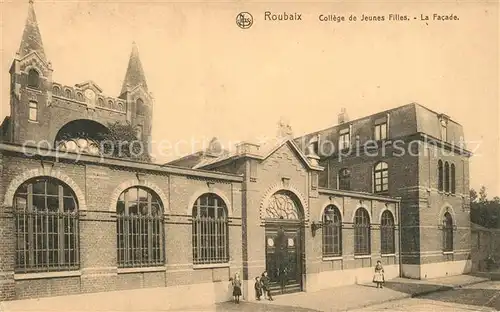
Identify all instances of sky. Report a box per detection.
[1,0,499,196]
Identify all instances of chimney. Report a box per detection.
[338,108,349,124]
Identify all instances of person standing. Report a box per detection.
[261,271,273,301]
[373,260,385,289]
[231,273,242,303]
[254,276,262,300]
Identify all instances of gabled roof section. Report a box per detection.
[120,42,148,95]
[197,137,323,171]
[75,80,103,93]
[18,1,46,62]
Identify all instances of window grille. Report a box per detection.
[14,177,79,273]
[116,187,164,268]
[380,211,395,254]
[354,208,371,255]
[322,205,342,257]
[192,193,229,265]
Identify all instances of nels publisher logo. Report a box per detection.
[236,12,253,29]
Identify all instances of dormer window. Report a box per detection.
[439,114,449,142]
[440,119,447,141]
[338,128,350,151]
[374,116,388,141]
[76,92,84,102]
[27,69,40,89]
[65,89,72,98]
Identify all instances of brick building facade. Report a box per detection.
[0,2,471,309]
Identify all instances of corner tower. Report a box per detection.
[119,42,153,158]
[8,0,53,144]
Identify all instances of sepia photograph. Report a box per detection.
[0,0,499,311]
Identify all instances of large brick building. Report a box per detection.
[0,1,471,309]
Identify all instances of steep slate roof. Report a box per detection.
[18,0,46,61]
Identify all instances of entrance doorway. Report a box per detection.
[263,190,304,295]
[265,223,303,295]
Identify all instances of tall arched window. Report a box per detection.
[192,193,229,264]
[116,186,164,268]
[354,208,371,255]
[338,168,351,190]
[322,205,342,257]
[65,89,72,98]
[450,164,456,194]
[374,162,389,193]
[381,211,395,255]
[442,212,454,252]
[444,162,450,192]
[52,86,60,95]
[136,98,145,116]
[27,69,40,89]
[97,98,104,107]
[438,160,443,191]
[13,177,79,273]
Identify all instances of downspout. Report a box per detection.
[398,200,403,278]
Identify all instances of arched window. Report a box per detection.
[354,208,371,255]
[65,89,72,98]
[438,160,443,191]
[136,98,145,116]
[338,168,350,190]
[97,98,104,107]
[27,69,40,89]
[450,164,456,194]
[52,86,60,95]
[381,211,395,255]
[374,162,389,193]
[444,162,450,192]
[76,92,84,102]
[116,186,164,268]
[322,205,342,257]
[442,212,453,252]
[13,177,79,273]
[192,193,229,264]
[108,100,114,108]
[28,101,38,122]
[135,125,143,140]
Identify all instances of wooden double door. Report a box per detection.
[265,223,303,295]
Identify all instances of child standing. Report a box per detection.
[373,260,385,289]
[231,272,242,303]
[254,276,262,300]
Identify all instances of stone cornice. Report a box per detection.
[318,188,401,203]
[0,143,244,183]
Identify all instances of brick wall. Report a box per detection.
[0,149,243,301]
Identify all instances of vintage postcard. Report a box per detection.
[0,0,499,311]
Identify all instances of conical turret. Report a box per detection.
[18,0,46,61]
[120,42,148,95]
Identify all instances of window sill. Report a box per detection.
[381,253,396,257]
[118,266,165,274]
[193,263,230,270]
[25,87,42,94]
[28,120,39,124]
[14,270,81,280]
[354,255,371,259]
[322,256,343,261]
[443,251,454,255]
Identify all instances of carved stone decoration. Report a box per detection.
[265,191,301,220]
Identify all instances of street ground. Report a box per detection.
[1,274,497,312]
[350,280,500,311]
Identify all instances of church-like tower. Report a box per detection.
[4,1,153,160]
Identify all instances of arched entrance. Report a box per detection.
[264,190,304,295]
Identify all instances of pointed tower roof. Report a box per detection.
[18,0,46,61]
[120,42,148,95]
